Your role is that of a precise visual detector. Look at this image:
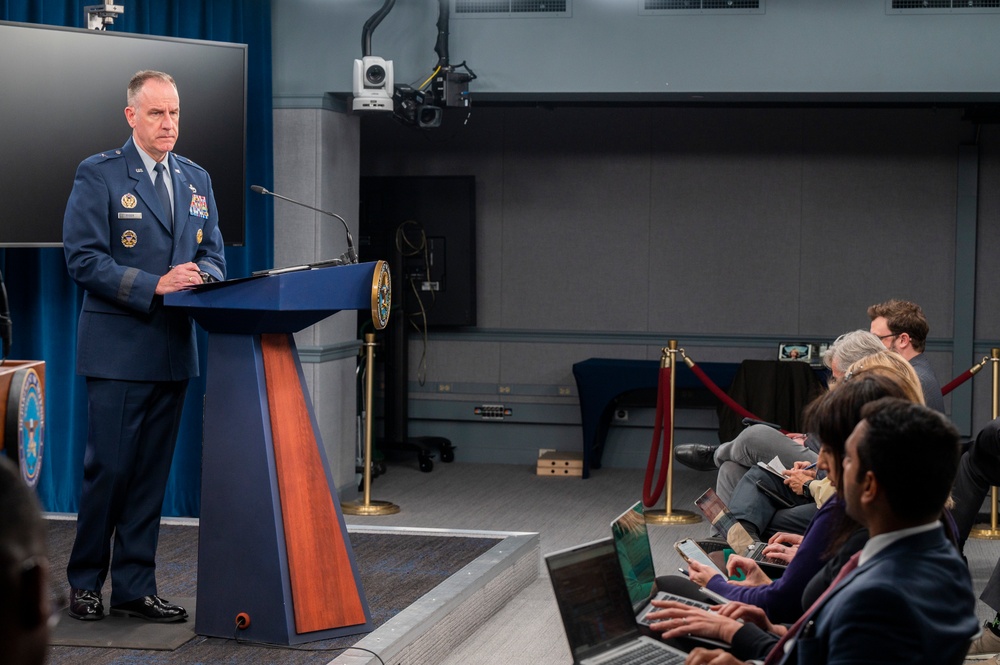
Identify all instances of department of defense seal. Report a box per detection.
[121,192,137,209]
[371,260,391,330]
[4,367,44,488]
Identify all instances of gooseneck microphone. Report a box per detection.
[250,185,358,264]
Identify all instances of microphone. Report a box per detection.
[250,185,358,264]
[0,269,11,361]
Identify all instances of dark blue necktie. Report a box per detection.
[153,162,173,224]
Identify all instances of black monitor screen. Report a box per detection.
[0,21,246,246]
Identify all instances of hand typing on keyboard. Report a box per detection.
[762,532,802,564]
[645,599,744,648]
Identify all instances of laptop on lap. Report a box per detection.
[546,538,688,665]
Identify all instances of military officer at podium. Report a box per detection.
[62,70,225,622]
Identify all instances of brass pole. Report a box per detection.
[342,333,399,516]
[971,348,1000,538]
[647,340,700,525]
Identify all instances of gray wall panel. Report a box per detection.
[500,108,652,331]
[648,108,804,335]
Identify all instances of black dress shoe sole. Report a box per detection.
[67,609,104,621]
[109,607,186,623]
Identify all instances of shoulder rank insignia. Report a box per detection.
[121,230,138,248]
[121,193,137,209]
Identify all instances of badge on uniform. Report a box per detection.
[190,194,208,219]
[196,229,203,244]
[121,193,137,209]
[121,230,138,248]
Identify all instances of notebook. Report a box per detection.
[694,488,788,571]
[546,538,688,665]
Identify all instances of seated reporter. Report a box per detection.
[725,351,926,544]
[651,398,977,665]
[673,367,921,625]
[675,330,885,504]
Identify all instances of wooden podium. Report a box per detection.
[165,261,390,645]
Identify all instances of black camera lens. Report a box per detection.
[365,64,386,85]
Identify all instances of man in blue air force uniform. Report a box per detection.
[62,70,225,623]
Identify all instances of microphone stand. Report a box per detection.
[250,185,358,265]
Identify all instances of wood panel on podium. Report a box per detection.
[165,261,390,645]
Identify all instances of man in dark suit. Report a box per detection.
[652,398,978,665]
[62,70,225,623]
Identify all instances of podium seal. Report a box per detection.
[371,260,391,330]
[5,367,44,487]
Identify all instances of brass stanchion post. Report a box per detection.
[342,333,399,516]
[971,348,1000,539]
[646,340,701,525]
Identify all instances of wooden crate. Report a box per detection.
[536,449,583,477]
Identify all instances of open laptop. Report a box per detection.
[694,488,788,572]
[610,500,726,626]
[546,538,688,665]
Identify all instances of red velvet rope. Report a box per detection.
[686,361,787,433]
[941,369,975,396]
[643,365,672,507]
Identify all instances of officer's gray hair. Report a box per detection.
[127,70,177,107]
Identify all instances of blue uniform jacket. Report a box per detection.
[63,137,226,381]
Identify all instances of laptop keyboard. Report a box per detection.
[637,591,713,626]
[747,543,787,567]
[597,641,686,665]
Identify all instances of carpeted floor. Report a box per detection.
[44,518,501,665]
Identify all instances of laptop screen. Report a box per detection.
[546,539,640,661]
[611,501,656,608]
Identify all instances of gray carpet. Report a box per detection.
[45,518,501,664]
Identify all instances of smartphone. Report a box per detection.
[674,538,725,573]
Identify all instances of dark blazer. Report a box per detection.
[741,525,978,665]
[63,137,225,381]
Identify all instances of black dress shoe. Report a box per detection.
[110,595,187,623]
[674,443,719,472]
[68,588,105,621]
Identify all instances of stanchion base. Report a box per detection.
[341,499,400,516]
[970,525,1000,540]
[644,509,701,525]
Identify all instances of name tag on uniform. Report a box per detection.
[118,212,143,219]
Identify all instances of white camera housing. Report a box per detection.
[352,56,394,112]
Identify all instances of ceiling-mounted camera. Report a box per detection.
[352,56,394,112]
[392,85,442,128]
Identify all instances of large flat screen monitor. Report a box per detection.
[0,21,247,246]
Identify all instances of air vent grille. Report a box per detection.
[642,0,764,14]
[888,0,1000,12]
[454,0,570,16]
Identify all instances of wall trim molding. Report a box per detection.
[297,340,362,363]
[420,327,982,354]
